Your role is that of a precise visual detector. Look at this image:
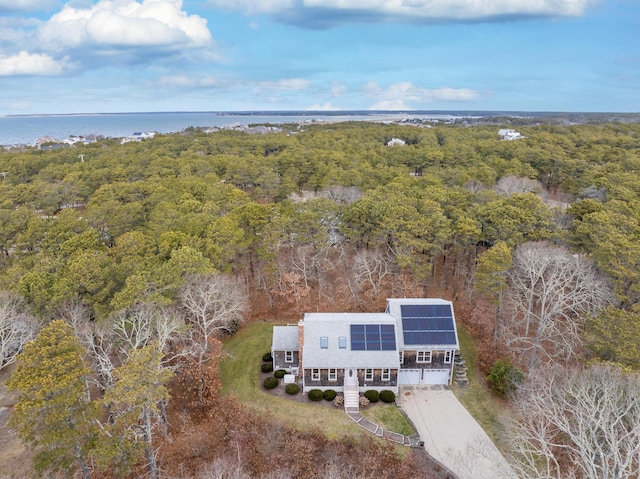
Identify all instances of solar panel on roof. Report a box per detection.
[400,303,456,346]
[350,324,396,351]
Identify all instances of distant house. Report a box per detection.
[498,129,523,140]
[387,138,406,146]
[121,131,156,144]
[271,298,460,410]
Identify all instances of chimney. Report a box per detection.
[297,319,304,372]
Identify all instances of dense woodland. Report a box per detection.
[1,119,640,478]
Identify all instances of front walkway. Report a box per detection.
[398,386,517,479]
[345,411,421,446]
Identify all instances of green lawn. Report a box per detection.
[219,321,415,439]
[361,403,414,436]
[452,325,513,453]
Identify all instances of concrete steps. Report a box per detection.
[344,389,360,412]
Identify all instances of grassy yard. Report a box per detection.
[452,325,513,453]
[361,403,413,437]
[219,321,414,440]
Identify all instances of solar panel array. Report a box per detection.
[401,304,456,345]
[350,324,396,351]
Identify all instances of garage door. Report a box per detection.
[398,369,422,385]
[422,369,449,385]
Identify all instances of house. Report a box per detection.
[271,298,460,396]
[498,129,523,140]
[387,138,406,146]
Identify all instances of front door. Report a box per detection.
[344,368,358,387]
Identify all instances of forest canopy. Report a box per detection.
[2,119,640,478]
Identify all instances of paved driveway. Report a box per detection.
[398,386,516,479]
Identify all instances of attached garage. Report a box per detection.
[398,369,422,385]
[422,369,449,385]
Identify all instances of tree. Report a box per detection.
[572,206,640,307]
[509,364,640,479]
[178,273,248,364]
[104,343,173,479]
[503,242,611,370]
[585,306,640,370]
[7,320,98,479]
[353,248,396,308]
[475,192,555,247]
[475,241,512,342]
[493,175,542,196]
[0,290,40,370]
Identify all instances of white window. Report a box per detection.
[328,368,337,381]
[444,351,452,364]
[311,369,320,381]
[285,351,293,363]
[417,351,432,363]
[320,337,328,349]
[339,336,347,349]
[382,369,390,381]
[365,369,373,381]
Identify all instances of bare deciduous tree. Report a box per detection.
[494,175,542,196]
[353,248,396,308]
[502,242,611,370]
[0,290,40,370]
[179,274,248,364]
[62,300,188,390]
[509,364,640,479]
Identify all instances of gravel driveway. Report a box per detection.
[398,386,516,479]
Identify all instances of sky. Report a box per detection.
[0,0,638,115]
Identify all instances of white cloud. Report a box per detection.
[206,0,598,24]
[0,51,70,76]
[0,0,57,12]
[368,100,410,110]
[256,78,311,91]
[206,0,295,15]
[39,0,212,50]
[2,100,31,111]
[331,83,346,96]
[365,82,479,109]
[306,102,339,110]
[155,75,222,87]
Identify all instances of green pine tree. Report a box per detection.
[7,320,98,479]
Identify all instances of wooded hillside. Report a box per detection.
[1,119,639,478]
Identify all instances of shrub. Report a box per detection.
[262,352,273,362]
[380,390,396,403]
[487,359,524,398]
[359,395,370,408]
[263,377,279,390]
[307,389,323,401]
[323,389,337,401]
[333,395,344,407]
[285,383,300,395]
[274,369,286,379]
[364,390,380,403]
[261,363,273,373]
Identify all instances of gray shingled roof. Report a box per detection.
[301,313,400,369]
[272,325,299,351]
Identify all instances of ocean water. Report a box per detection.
[0,111,418,146]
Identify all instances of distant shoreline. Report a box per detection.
[4,110,639,119]
[2,111,639,147]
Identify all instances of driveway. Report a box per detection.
[398,386,516,479]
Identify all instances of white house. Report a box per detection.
[498,129,523,140]
[387,138,406,146]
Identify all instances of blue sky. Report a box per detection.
[0,0,638,114]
